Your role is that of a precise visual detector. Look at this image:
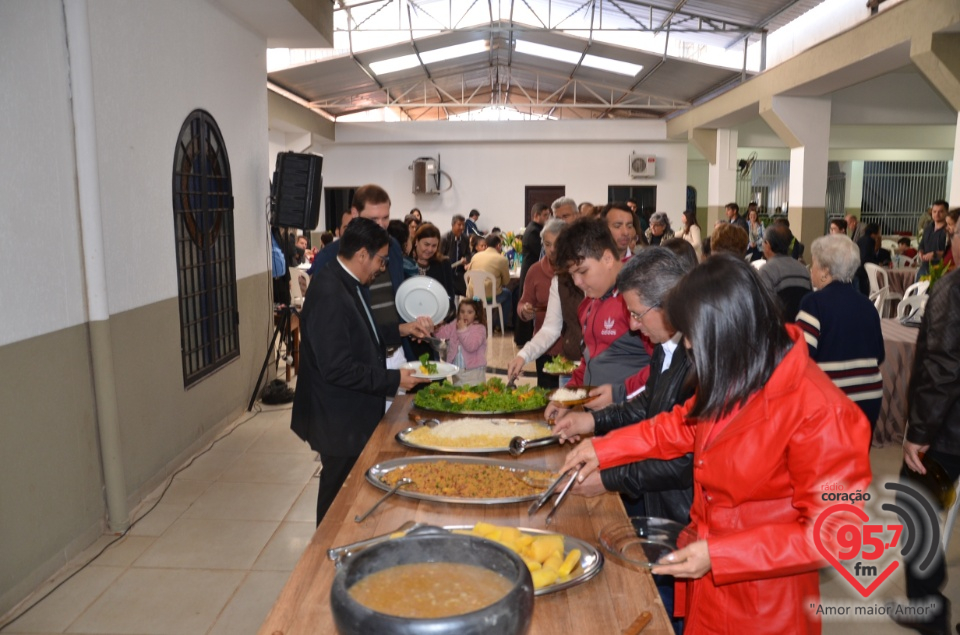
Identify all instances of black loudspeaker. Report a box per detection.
[271,152,323,229]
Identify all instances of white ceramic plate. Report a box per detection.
[395,277,449,324]
[400,360,459,380]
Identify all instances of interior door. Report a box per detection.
[524,186,566,226]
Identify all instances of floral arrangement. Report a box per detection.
[502,231,523,254]
[920,260,953,289]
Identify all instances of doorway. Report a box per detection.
[607,185,657,218]
[524,185,565,226]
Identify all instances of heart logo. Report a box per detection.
[813,503,899,597]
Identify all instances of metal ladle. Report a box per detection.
[508,435,561,456]
[354,478,413,523]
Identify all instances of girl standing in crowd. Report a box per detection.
[434,299,487,385]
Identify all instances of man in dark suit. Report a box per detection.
[292,218,431,525]
[308,184,410,360]
[442,214,471,296]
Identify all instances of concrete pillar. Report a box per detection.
[689,128,738,229]
[911,33,960,204]
[760,95,831,247]
[845,161,864,218]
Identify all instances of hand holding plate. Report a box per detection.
[651,539,711,578]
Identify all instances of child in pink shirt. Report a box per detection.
[435,299,487,385]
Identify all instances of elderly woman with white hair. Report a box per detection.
[796,234,885,438]
[645,212,675,246]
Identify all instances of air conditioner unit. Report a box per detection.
[411,157,439,194]
[629,153,656,178]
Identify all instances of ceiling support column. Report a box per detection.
[690,128,738,229]
[761,95,831,248]
[912,33,960,203]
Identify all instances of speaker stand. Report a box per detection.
[248,305,299,411]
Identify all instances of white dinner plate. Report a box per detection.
[395,277,449,324]
[400,360,459,380]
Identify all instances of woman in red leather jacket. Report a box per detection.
[561,254,873,634]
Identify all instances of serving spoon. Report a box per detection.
[354,478,413,523]
[508,435,561,456]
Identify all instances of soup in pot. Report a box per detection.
[348,562,513,618]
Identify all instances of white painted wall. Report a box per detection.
[302,120,688,232]
[89,0,269,315]
[0,0,87,348]
[0,0,270,343]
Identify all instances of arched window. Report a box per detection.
[172,109,240,386]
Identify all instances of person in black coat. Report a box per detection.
[854,222,882,296]
[896,229,960,635]
[290,218,432,525]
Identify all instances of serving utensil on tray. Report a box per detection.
[546,462,584,525]
[354,477,413,523]
[508,434,561,456]
[528,461,584,522]
[328,520,424,565]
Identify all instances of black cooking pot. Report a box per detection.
[330,526,534,635]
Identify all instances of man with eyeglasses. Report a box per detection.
[309,184,410,362]
[292,217,432,525]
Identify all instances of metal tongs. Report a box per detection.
[528,461,585,525]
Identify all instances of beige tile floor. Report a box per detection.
[0,333,956,635]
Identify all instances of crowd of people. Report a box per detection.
[286,184,958,634]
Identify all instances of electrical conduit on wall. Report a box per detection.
[62,0,128,532]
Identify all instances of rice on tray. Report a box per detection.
[405,419,553,449]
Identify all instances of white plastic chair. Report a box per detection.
[896,280,930,320]
[865,263,902,317]
[464,270,505,341]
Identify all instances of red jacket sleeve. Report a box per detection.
[593,397,696,468]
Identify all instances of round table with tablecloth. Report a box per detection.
[874,318,919,447]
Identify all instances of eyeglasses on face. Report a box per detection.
[372,252,389,268]
[628,303,660,322]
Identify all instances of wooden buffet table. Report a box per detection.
[258,396,673,634]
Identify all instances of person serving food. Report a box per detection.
[559,254,872,634]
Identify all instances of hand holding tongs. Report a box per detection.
[528,461,585,525]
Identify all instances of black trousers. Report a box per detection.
[900,448,960,631]
[316,454,359,526]
[534,353,560,389]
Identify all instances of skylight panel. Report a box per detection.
[581,55,643,77]
[369,40,488,75]
[514,40,583,65]
[515,40,642,76]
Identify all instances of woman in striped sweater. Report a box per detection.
[796,234,885,438]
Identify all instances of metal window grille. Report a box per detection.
[737,160,790,218]
[172,110,240,387]
[861,161,948,235]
